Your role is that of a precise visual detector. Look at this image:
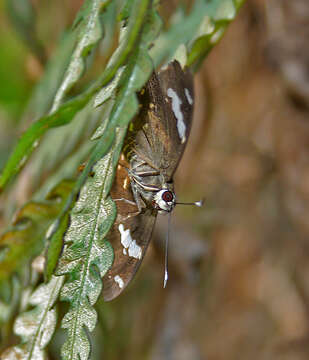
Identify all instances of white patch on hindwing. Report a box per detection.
[114,275,124,289]
[118,224,142,259]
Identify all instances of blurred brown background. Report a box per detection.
[2,0,309,359]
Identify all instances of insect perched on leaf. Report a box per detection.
[102,60,201,301]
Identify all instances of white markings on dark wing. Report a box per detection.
[118,224,142,259]
[185,88,193,105]
[167,88,186,144]
[114,275,124,289]
[128,240,142,259]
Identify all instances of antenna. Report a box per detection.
[163,212,172,288]
[176,199,204,207]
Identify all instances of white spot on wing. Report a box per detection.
[185,88,193,105]
[128,240,142,259]
[118,224,142,259]
[114,275,124,289]
[167,88,186,143]
[119,224,131,248]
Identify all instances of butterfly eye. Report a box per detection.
[162,191,173,202]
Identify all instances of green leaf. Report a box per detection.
[15,0,111,190]
[44,213,70,281]
[150,0,245,70]
[51,0,111,112]
[118,0,135,21]
[0,0,151,192]
[187,0,246,70]
[150,0,210,67]
[93,66,125,110]
[0,180,74,281]
[1,276,64,360]
[28,100,104,195]
[54,146,120,360]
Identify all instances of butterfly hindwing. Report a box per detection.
[102,164,156,301]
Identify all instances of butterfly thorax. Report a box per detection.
[129,153,176,213]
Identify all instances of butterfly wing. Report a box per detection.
[103,61,194,300]
[135,60,194,180]
[102,164,157,301]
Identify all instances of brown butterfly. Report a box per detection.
[102,60,198,301]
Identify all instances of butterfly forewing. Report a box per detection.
[135,60,194,180]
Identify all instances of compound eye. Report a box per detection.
[162,190,173,203]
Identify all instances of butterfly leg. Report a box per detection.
[118,158,158,184]
[113,197,141,222]
[114,198,136,206]
[130,181,147,212]
[130,173,159,192]
[133,170,160,177]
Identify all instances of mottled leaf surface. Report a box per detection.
[55,147,119,360]
[1,276,64,360]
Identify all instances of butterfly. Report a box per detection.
[102,60,196,301]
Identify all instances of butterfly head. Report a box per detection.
[153,189,176,213]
